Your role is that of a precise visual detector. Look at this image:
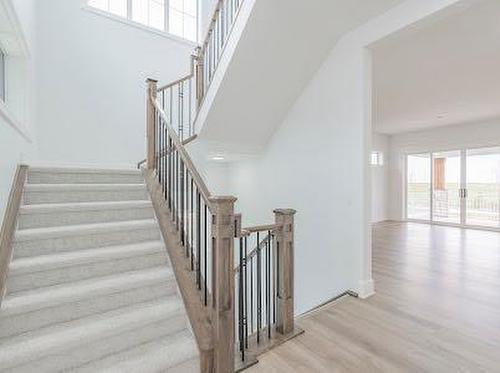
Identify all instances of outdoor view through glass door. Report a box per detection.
[466,147,500,227]
[406,147,500,229]
[432,151,461,224]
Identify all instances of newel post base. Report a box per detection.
[274,209,296,335]
[146,78,158,170]
[210,196,237,373]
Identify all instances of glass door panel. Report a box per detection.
[407,153,431,220]
[465,147,500,227]
[432,150,461,224]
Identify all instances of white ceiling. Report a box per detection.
[199,0,404,154]
[372,0,500,134]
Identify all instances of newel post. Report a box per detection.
[210,196,237,372]
[194,47,205,108]
[274,209,296,335]
[146,78,158,170]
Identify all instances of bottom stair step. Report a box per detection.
[0,268,177,339]
[0,298,189,371]
[72,329,199,373]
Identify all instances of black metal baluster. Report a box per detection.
[239,237,245,361]
[168,137,172,210]
[185,172,190,258]
[176,149,179,229]
[201,203,207,290]
[275,238,280,325]
[196,199,202,289]
[257,232,261,343]
[267,231,271,339]
[244,235,248,348]
[204,204,208,306]
[190,178,194,260]
[195,191,201,272]
[182,166,186,249]
[250,254,254,334]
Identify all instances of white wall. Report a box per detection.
[34,0,196,168]
[212,0,464,315]
[200,0,218,37]
[372,132,389,223]
[0,0,37,225]
[388,118,500,220]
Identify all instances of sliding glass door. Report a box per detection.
[465,147,500,228]
[406,147,500,229]
[407,153,431,220]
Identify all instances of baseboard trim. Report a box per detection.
[357,279,375,299]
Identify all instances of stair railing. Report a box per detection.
[234,212,297,368]
[144,78,299,372]
[152,0,246,142]
[196,0,245,109]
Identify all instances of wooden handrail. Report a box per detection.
[137,134,198,169]
[244,224,280,234]
[0,165,28,306]
[151,96,213,209]
[157,53,198,92]
[234,232,270,273]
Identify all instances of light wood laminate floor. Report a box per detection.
[247,222,500,372]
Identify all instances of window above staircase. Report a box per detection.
[86,0,199,43]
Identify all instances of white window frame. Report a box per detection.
[371,151,384,166]
[85,0,199,44]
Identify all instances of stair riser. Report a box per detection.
[28,172,144,185]
[19,207,155,229]
[8,252,167,293]
[24,189,149,204]
[14,228,161,258]
[7,315,188,372]
[0,282,176,339]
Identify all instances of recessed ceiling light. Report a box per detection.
[212,156,225,161]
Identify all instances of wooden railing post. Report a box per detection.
[194,47,205,108]
[210,196,237,372]
[274,209,296,335]
[146,78,158,170]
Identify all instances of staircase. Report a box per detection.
[0,167,199,372]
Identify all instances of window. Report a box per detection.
[87,0,199,42]
[168,0,197,42]
[371,151,384,166]
[0,47,5,102]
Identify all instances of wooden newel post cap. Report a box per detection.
[209,196,237,204]
[274,209,297,216]
[146,78,158,84]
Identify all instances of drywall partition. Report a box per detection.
[0,0,37,225]
[225,0,465,314]
[388,118,500,221]
[33,0,197,168]
[372,133,390,223]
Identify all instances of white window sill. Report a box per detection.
[82,5,199,49]
[0,100,32,143]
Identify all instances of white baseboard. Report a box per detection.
[357,279,375,299]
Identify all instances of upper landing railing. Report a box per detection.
[155,0,246,142]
